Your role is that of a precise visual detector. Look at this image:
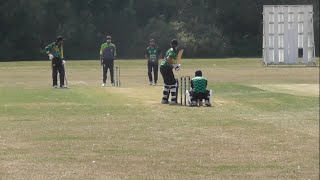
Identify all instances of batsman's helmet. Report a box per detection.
[171,39,178,47]
[56,36,64,42]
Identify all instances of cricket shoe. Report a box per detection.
[149,81,152,85]
[161,100,169,104]
[169,101,179,105]
[60,85,67,88]
[153,82,157,86]
[189,101,198,107]
[102,83,106,87]
[205,100,212,107]
[53,85,58,88]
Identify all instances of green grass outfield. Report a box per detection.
[0,59,319,179]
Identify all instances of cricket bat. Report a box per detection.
[61,44,64,59]
[176,49,184,64]
[61,44,68,87]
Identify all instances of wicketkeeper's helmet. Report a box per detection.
[195,70,202,77]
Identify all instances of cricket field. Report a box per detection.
[0,59,319,179]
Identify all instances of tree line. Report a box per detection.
[0,0,318,61]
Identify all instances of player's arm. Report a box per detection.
[113,44,117,58]
[45,43,54,60]
[167,50,180,71]
[144,48,149,59]
[45,43,53,54]
[99,44,104,65]
[166,56,176,65]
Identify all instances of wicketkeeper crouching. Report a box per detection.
[45,36,66,88]
[188,70,212,107]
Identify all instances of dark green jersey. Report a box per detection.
[145,46,161,62]
[45,42,62,58]
[100,42,117,60]
[160,48,178,67]
[191,77,208,93]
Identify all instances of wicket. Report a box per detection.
[114,66,121,87]
[180,76,191,106]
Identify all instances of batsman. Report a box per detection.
[160,39,181,104]
[45,36,66,88]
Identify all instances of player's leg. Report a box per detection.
[52,64,58,88]
[153,62,159,85]
[102,64,107,86]
[167,70,178,104]
[197,92,208,106]
[188,90,198,107]
[147,61,153,85]
[160,66,171,104]
[58,65,65,88]
[162,85,170,104]
[169,84,178,104]
[204,90,212,106]
[109,63,114,86]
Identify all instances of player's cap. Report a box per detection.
[106,35,112,39]
[171,39,178,47]
[56,36,64,42]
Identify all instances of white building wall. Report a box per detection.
[263,5,315,65]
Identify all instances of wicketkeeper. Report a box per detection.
[160,39,181,104]
[188,70,212,107]
[45,36,66,88]
[100,35,117,87]
[145,39,162,85]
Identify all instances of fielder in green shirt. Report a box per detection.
[44,36,66,88]
[100,35,117,87]
[145,39,162,85]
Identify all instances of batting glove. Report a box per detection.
[174,64,181,71]
[62,60,66,65]
[48,54,54,60]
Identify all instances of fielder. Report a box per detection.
[100,35,117,87]
[188,70,212,107]
[45,36,66,88]
[145,39,162,85]
[160,39,181,104]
